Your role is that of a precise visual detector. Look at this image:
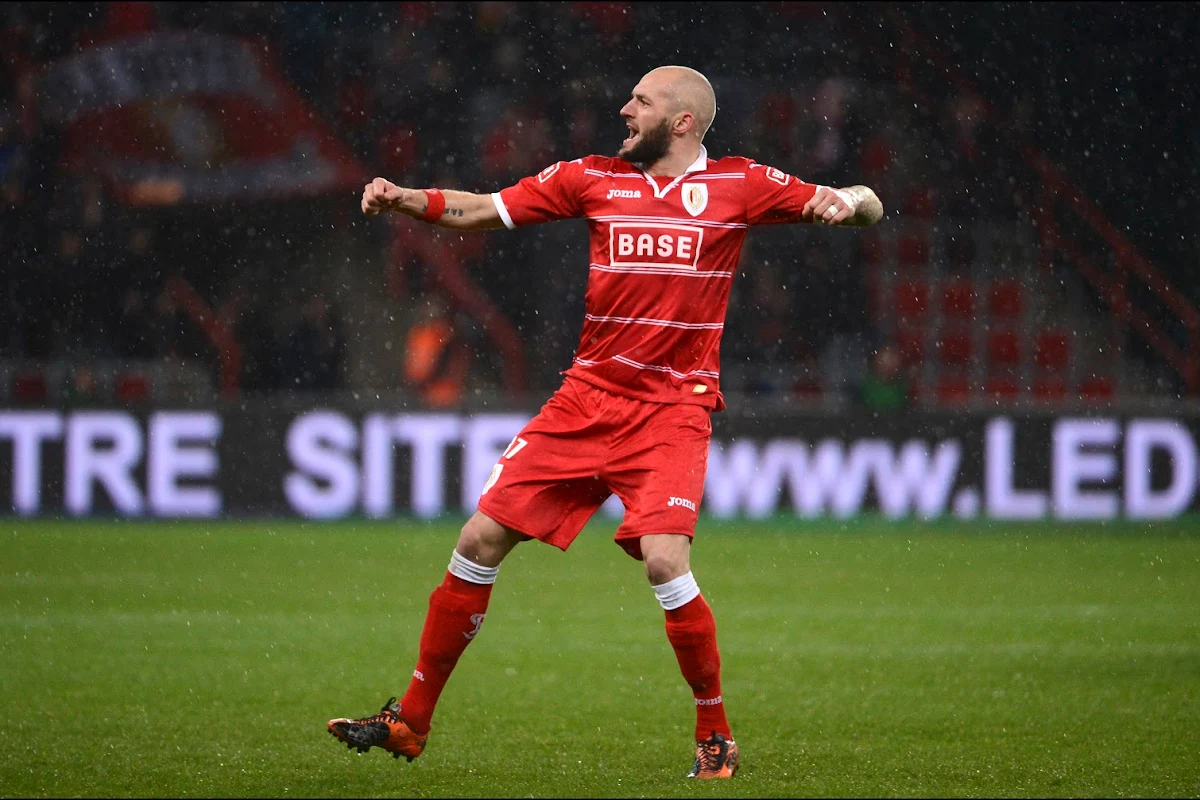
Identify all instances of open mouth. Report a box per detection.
[622,123,639,148]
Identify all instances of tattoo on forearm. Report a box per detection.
[446,207,464,217]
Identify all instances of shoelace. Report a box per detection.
[696,738,727,773]
[357,697,402,726]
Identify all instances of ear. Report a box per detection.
[673,111,696,137]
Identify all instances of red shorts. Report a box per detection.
[475,376,711,560]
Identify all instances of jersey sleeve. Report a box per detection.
[491,159,587,229]
[744,162,820,225]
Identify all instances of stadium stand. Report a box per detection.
[1,2,1194,407]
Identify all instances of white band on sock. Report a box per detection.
[652,571,701,611]
[448,549,500,585]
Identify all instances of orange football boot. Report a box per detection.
[326,697,428,761]
[687,731,740,779]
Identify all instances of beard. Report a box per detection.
[617,118,672,165]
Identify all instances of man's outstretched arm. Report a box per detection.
[361,177,505,230]
[802,184,884,227]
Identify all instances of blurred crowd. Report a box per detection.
[0,2,1193,404]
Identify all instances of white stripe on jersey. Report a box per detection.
[581,170,742,180]
[568,357,715,381]
[589,264,734,278]
[609,355,721,379]
[583,169,645,179]
[585,313,724,330]
[574,355,720,379]
[590,215,748,230]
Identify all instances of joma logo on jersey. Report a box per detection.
[606,188,642,200]
[608,223,704,270]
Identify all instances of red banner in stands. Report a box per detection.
[38,32,366,205]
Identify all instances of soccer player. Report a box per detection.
[327,65,883,779]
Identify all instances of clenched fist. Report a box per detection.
[802,186,858,225]
[361,177,411,216]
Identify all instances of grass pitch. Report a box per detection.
[1,516,1198,798]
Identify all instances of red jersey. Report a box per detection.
[491,147,820,411]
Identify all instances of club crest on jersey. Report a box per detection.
[537,162,561,183]
[681,182,708,217]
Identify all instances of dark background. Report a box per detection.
[1,1,1196,408]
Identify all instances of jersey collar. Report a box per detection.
[639,145,709,199]
[684,145,709,174]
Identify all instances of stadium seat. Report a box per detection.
[936,375,972,405]
[934,329,973,366]
[989,280,1024,320]
[986,329,1021,367]
[894,279,929,320]
[1033,329,1071,371]
[115,373,151,404]
[865,269,882,320]
[902,187,936,219]
[378,126,418,176]
[13,371,48,404]
[792,376,823,400]
[860,134,893,178]
[574,1,635,38]
[941,279,977,320]
[946,234,976,270]
[1033,376,1067,402]
[337,78,371,134]
[1080,375,1116,401]
[984,375,1021,402]
[861,232,884,265]
[895,327,924,366]
[756,91,798,158]
[897,234,930,268]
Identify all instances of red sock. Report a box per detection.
[399,572,493,735]
[665,594,732,742]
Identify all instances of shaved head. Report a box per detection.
[618,65,717,169]
[643,65,717,140]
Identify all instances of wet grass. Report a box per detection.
[1,517,1198,797]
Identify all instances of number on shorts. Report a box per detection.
[483,437,526,496]
[481,464,503,495]
[502,436,528,459]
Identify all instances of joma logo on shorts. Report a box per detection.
[606,188,642,200]
[668,496,697,512]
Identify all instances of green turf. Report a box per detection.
[1,517,1199,798]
